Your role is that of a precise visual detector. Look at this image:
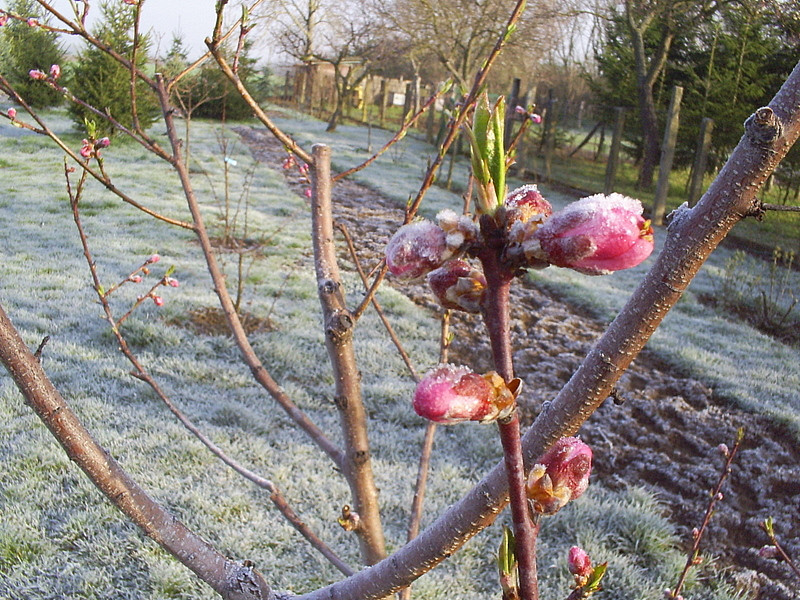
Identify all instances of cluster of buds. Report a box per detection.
[412,364,517,424]
[526,437,592,515]
[79,136,110,159]
[514,105,542,124]
[281,151,312,198]
[385,185,654,313]
[29,64,61,81]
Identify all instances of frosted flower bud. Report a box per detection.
[717,443,729,456]
[436,208,478,254]
[504,185,553,269]
[7,108,16,119]
[79,139,93,158]
[413,365,515,424]
[96,137,111,149]
[527,437,592,515]
[49,64,61,79]
[385,220,450,280]
[533,193,654,275]
[568,546,592,584]
[165,277,179,288]
[29,69,47,80]
[129,275,143,283]
[152,295,164,307]
[146,253,160,264]
[504,184,553,230]
[427,259,486,313]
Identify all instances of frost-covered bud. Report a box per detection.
[29,69,47,80]
[568,546,592,583]
[504,184,553,227]
[146,253,160,264]
[527,437,592,515]
[427,259,486,313]
[152,295,164,307]
[533,193,654,275]
[385,220,451,280]
[6,108,16,119]
[49,64,61,79]
[96,136,111,149]
[436,208,478,254]
[165,277,179,288]
[717,443,729,457]
[129,275,143,283]
[413,365,515,424]
[504,185,553,269]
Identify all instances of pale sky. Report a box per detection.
[46,1,224,60]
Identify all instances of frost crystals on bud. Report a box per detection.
[568,546,592,586]
[436,208,477,254]
[427,259,486,313]
[527,436,592,515]
[533,193,654,275]
[504,185,554,269]
[385,220,451,280]
[413,365,516,424]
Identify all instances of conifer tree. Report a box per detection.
[67,1,159,137]
[0,0,64,107]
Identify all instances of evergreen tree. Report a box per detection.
[67,1,159,137]
[0,0,65,107]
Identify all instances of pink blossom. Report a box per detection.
[29,69,47,80]
[514,105,527,115]
[427,259,486,313]
[7,108,16,119]
[504,184,553,227]
[26,17,39,27]
[303,187,312,198]
[533,193,654,275]
[568,546,592,581]
[129,275,143,283]
[146,253,160,264]
[281,156,294,170]
[79,139,93,158]
[527,437,592,514]
[412,365,514,424]
[152,295,164,307]
[0,14,9,26]
[385,220,450,280]
[49,64,61,79]
[530,113,542,124]
[165,277,179,288]
[96,137,111,149]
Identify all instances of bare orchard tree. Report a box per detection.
[1,0,799,599]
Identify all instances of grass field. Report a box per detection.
[1,106,793,599]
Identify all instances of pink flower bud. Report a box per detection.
[530,114,542,124]
[166,277,179,287]
[0,14,8,27]
[533,193,654,275]
[29,69,47,80]
[281,156,294,170]
[146,253,160,264]
[568,546,592,581]
[26,17,39,26]
[303,187,312,198]
[385,220,450,280]
[527,437,592,514]
[79,139,93,158]
[152,295,164,307]
[6,108,16,119]
[129,275,143,283]
[427,259,486,313]
[717,443,729,456]
[413,365,515,424]
[504,184,553,228]
[123,0,139,4]
[49,64,61,79]
[514,105,527,115]
[96,137,111,149]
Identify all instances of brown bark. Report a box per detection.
[0,305,274,600]
[310,144,387,565]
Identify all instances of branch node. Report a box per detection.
[745,107,783,147]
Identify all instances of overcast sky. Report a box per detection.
[47,1,224,60]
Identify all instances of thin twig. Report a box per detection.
[66,165,354,578]
[337,222,419,381]
[669,430,744,599]
[333,92,443,183]
[761,202,800,213]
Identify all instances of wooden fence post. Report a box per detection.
[688,117,714,207]
[604,107,626,194]
[652,85,683,225]
[378,79,386,128]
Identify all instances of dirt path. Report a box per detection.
[238,126,800,600]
